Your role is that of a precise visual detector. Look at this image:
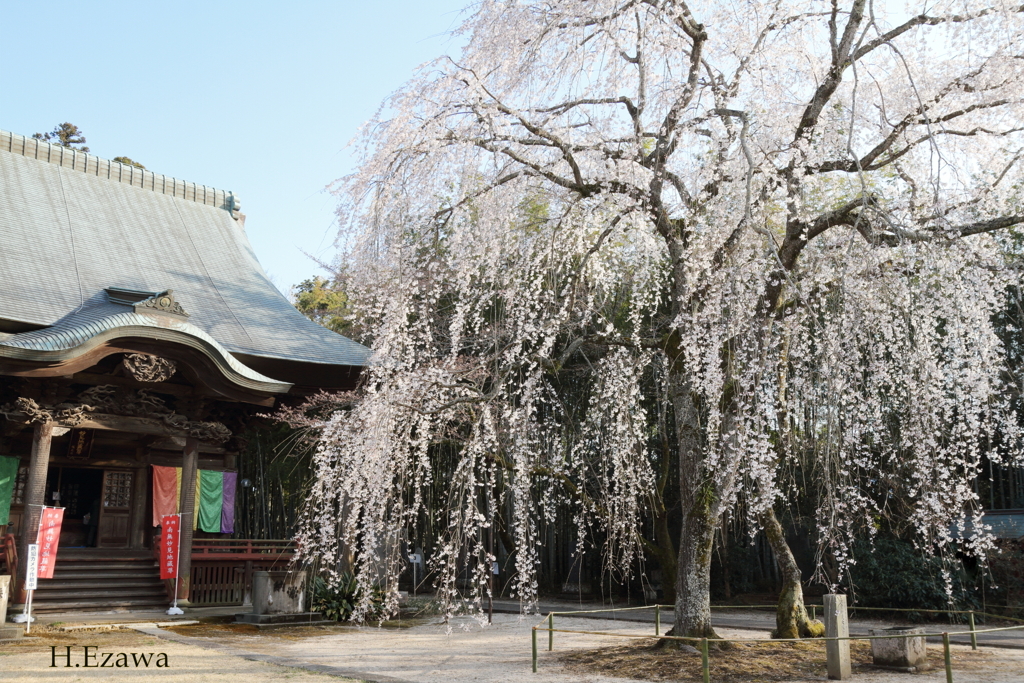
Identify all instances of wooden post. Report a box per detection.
[176,437,199,604]
[942,632,953,683]
[129,452,149,549]
[242,559,254,605]
[824,594,852,680]
[15,423,53,604]
[532,626,538,673]
[700,637,710,683]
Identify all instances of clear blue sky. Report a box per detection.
[1,0,469,295]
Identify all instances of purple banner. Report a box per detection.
[221,471,237,534]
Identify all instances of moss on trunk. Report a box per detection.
[760,508,824,639]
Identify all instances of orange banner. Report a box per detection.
[152,465,178,526]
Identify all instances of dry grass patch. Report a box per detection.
[558,638,993,682]
[163,615,429,640]
[0,625,163,652]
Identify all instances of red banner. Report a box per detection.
[160,514,181,580]
[35,506,64,579]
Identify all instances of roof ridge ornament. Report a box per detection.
[135,290,189,318]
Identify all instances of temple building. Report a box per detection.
[0,130,368,612]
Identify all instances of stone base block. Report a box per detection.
[870,627,930,671]
[0,624,25,641]
[234,611,334,629]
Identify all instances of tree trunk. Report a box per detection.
[672,496,718,639]
[667,375,725,643]
[760,508,824,639]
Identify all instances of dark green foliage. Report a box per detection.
[311,573,385,622]
[293,276,359,337]
[33,123,89,151]
[986,540,1024,618]
[112,156,145,169]
[846,538,977,613]
[234,424,312,540]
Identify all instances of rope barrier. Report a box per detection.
[530,604,1024,678]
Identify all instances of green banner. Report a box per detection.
[197,469,224,533]
[0,455,20,527]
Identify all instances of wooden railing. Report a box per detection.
[190,539,295,562]
[187,539,295,606]
[0,533,17,579]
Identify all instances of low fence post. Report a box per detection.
[655,605,660,636]
[810,605,816,621]
[548,613,554,651]
[700,637,710,683]
[942,632,953,683]
[968,612,977,651]
[532,627,538,672]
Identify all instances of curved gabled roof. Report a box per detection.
[0,130,370,381]
[0,298,292,395]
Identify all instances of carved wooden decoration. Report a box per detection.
[134,290,189,318]
[122,353,177,383]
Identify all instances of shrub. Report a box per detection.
[311,573,386,623]
[846,538,977,614]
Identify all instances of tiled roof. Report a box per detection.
[0,130,370,370]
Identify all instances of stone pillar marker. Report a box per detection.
[825,594,852,680]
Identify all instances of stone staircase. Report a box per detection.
[30,549,168,613]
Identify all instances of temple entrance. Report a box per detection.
[44,466,101,547]
[42,466,136,549]
[97,470,134,548]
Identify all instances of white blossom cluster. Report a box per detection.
[300,0,1024,620]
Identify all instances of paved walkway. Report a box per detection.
[489,598,1024,650]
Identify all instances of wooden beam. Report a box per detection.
[70,372,198,398]
[148,437,227,454]
[1,411,227,444]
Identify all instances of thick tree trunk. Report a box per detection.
[672,497,718,639]
[760,508,824,639]
[667,373,726,643]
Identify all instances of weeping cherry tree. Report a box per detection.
[299,0,1024,639]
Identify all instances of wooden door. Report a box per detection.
[97,470,133,548]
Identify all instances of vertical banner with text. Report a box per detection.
[34,506,64,579]
[160,514,181,580]
[24,543,39,590]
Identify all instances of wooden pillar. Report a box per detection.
[15,423,54,603]
[129,452,149,549]
[176,437,199,604]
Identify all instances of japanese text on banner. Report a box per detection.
[34,507,64,579]
[160,514,180,580]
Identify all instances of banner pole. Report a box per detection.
[24,590,32,634]
[165,513,184,615]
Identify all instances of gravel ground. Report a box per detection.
[3,614,1022,682]
[0,626,359,682]
[147,613,1024,683]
